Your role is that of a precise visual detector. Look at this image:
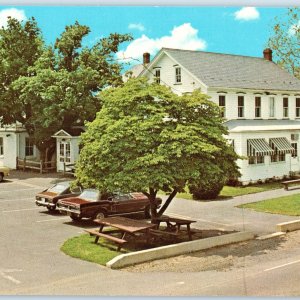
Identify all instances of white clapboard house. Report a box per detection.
[0,123,39,169]
[137,48,300,184]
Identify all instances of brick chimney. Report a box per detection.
[263,48,272,61]
[143,52,150,65]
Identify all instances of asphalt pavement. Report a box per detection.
[0,170,300,296]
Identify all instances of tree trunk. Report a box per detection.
[143,188,158,220]
[143,187,178,221]
[157,188,178,216]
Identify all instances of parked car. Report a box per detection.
[0,165,10,182]
[35,181,82,211]
[56,188,162,221]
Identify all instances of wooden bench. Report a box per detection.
[282,179,300,190]
[85,229,127,251]
[152,215,196,240]
[149,228,180,242]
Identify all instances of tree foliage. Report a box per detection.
[0,18,132,160]
[268,8,300,78]
[75,78,239,218]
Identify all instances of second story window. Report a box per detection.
[0,137,3,155]
[296,98,300,117]
[238,96,244,118]
[255,97,261,118]
[219,95,226,118]
[283,97,289,118]
[269,97,275,118]
[175,67,181,83]
[154,69,160,84]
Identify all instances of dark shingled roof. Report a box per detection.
[163,48,300,91]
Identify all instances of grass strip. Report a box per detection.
[237,194,300,216]
[61,234,123,266]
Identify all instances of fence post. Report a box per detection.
[16,157,18,170]
[63,162,66,175]
[40,160,43,174]
[23,157,26,172]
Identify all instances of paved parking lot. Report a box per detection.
[0,174,102,292]
[1,171,300,295]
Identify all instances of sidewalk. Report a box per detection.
[168,188,300,235]
[7,169,72,188]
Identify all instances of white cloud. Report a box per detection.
[0,8,26,28]
[128,23,145,32]
[117,23,207,62]
[234,7,260,21]
[289,21,300,35]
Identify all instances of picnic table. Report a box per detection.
[85,216,156,251]
[151,215,197,240]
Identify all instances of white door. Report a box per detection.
[58,140,71,171]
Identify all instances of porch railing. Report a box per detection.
[63,162,75,176]
[16,157,56,173]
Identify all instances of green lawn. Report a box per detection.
[171,182,283,200]
[61,234,123,266]
[238,194,300,216]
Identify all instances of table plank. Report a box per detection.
[94,216,156,233]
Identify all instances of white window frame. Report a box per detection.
[219,95,226,118]
[25,137,34,156]
[59,141,71,163]
[248,156,265,165]
[238,96,244,118]
[269,97,275,118]
[255,97,261,118]
[296,98,300,118]
[283,97,289,118]
[175,67,181,83]
[154,69,160,84]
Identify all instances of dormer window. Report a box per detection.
[175,67,181,83]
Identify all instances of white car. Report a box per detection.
[0,165,10,182]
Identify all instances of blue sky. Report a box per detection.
[0,6,289,66]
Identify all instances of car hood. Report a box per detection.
[36,191,58,199]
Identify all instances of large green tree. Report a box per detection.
[75,78,239,218]
[0,17,43,124]
[0,18,132,160]
[268,8,300,78]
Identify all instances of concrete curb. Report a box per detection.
[256,232,286,240]
[276,220,300,232]
[106,231,255,269]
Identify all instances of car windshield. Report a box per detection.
[79,189,99,201]
[48,183,69,193]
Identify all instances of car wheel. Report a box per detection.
[0,173,3,182]
[47,206,56,212]
[94,211,107,221]
[70,214,82,221]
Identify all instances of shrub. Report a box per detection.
[188,173,226,200]
[227,177,240,187]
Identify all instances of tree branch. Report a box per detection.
[157,188,178,216]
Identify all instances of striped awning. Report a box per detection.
[269,137,294,154]
[247,139,274,156]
